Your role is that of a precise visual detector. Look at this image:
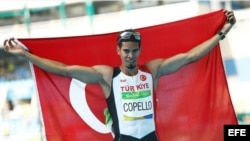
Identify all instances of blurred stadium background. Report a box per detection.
[0,0,249,140]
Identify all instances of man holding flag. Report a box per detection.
[3,10,236,141]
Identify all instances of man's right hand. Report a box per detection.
[3,38,27,56]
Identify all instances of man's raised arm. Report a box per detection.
[147,10,236,80]
[3,38,110,84]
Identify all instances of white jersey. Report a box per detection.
[106,67,156,140]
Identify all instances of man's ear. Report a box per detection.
[116,46,120,55]
[139,46,142,53]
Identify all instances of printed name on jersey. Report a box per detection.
[123,101,152,112]
[121,83,149,92]
[121,82,153,121]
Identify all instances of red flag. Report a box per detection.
[18,10,237,141]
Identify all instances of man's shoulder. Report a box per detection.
[138,65,152,74]
[93,65,114,75]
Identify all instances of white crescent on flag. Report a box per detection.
[69,78,111,134]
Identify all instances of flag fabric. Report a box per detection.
[18,10,237,141]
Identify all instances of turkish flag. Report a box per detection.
[18,9,237,141]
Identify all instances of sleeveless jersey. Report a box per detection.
[106,67,157,140]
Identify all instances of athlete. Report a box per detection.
[3,10,235,141]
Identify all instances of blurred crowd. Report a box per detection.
[0,50,32,82]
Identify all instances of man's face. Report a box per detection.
[117,41,141,70]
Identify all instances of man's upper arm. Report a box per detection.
[146,53,190,79]
[68,65,112,84]
[159,53,191,76]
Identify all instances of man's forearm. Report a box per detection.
[23,50,69,76]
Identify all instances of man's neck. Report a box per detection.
[120,66,138,76]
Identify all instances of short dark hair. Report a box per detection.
[117,29,141,48]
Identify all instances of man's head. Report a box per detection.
[117,29,141,70]
[117,29,141,48]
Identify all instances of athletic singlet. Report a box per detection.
[106,67,158,141]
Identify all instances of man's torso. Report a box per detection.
[106,67,158,141]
